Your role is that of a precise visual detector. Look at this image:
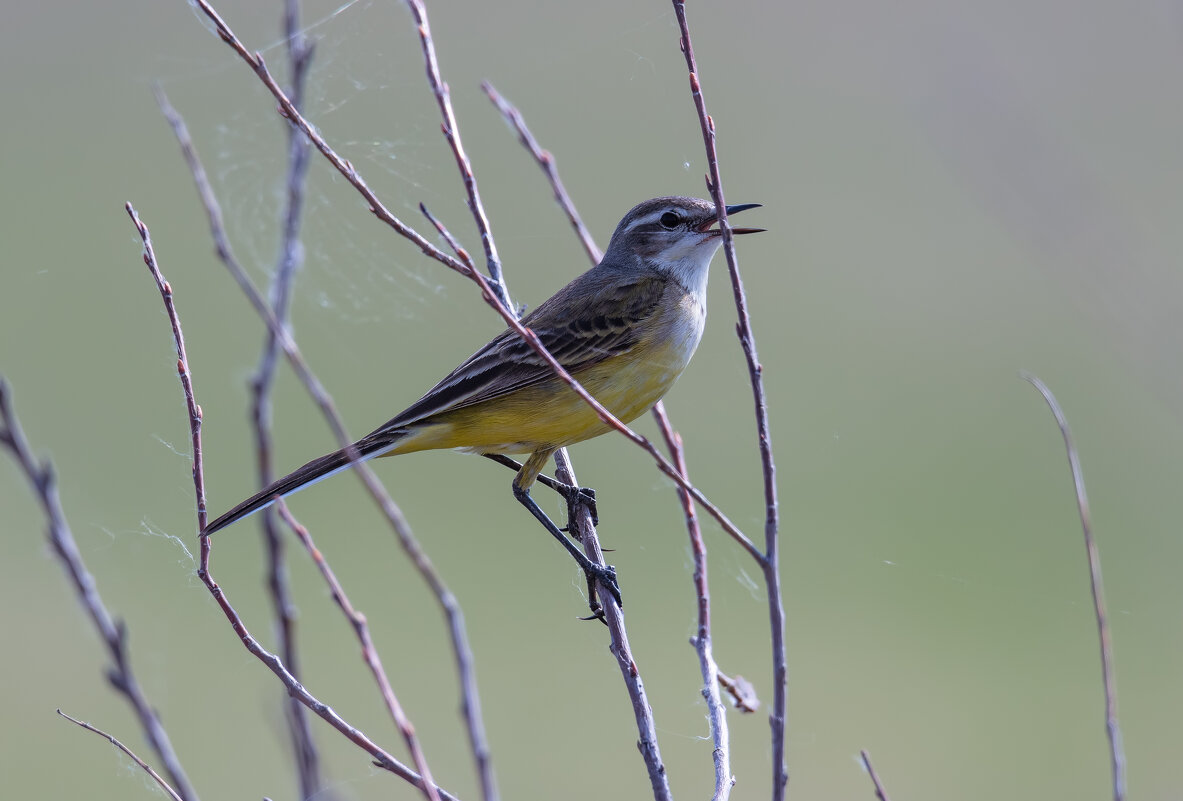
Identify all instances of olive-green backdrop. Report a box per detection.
[3,1,1181,799]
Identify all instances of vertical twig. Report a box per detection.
[248,1,321,794]
[671,4,787,798]
[859,750,892,801]
[654,405,732,799]
[0,375,200,801]
[551,451,674,801]
[1021,373,1125,801]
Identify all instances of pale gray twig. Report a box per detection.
[0,374,199,801]
[57,710,184,801]
[1021,372,1125,801]
[859,750,892,801]
[654,404,732,800]
[248,2,321,793]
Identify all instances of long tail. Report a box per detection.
[203,431,403,535]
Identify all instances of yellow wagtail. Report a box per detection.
[204,196,763,603]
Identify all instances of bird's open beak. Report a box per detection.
[700,202,765,235]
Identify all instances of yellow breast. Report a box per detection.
[394,286,705,456]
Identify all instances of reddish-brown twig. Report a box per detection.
[126,203,455,801]
[420,203,476,267]
[0,377,199,801]
[57,710,184,801]
[277,503,442,801]
[247,3,321,794]
[481,82,602,265]
[1021,373,1125,801]
[859,750,893,801]
[715,671,759,714]
[671,4,787,798]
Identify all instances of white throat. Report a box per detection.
[653,237,722,305]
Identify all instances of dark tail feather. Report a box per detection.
[204,433,400,535]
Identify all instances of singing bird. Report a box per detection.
[205,196,763,603]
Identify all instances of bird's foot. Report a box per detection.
[561,485,598,533]
[583,560,621,609]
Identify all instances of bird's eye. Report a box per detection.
[659,211,681,229]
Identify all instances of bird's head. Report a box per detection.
[607,196,763,258]
[603,196,763,291]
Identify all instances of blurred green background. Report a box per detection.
[3,1,1181,799]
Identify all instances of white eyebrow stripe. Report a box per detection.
[622,209,673,231]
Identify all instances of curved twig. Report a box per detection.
[1021,372,1125,801]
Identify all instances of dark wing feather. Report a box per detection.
[376,269,664,431]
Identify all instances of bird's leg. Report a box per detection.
[509,450,620,607]
[483,453,598,527]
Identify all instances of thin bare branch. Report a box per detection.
[0,374,199,801]
[126,203,458,801]
[654,404,732,800]
[420,202,477,268]
[1021,372,1125,801]
[481,82,602,264]
[405,0,509,310]
[277,503,441,801]
[671,4,787,797]
[249,2,321,793]
[57,710,184,801]
[859,750,893,801]
[551,450,673,801]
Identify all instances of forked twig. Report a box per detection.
[1021,372,1125,801]
[126,203,455,801]
[671,3,787,798]
[0,377,198,801]
[57,710,184,801]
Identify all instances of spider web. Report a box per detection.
[158,0,461,329]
